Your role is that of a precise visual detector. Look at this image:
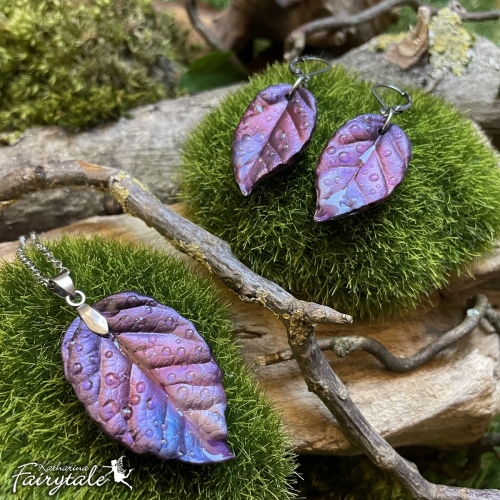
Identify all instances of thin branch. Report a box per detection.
[284,0,428,61]
[282,319,500,500]
[485,307,500,333]
[256,295,488,369]
[3,163,500,499]
[184,0,248,76]
[459,10,500,21]
[0,162,350,326]
[185,0,227,52]
[284,0,500,61]
[449,0,500,21]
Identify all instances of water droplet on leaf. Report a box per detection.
[81,380,93,390]
[130,395,141,405]
[121,406,133,420]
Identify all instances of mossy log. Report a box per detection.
[1,35,499,242]
[1,213,499,455]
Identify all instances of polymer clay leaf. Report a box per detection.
[314,114,412,222]
[62,291,233,464]
[232,83,317,195]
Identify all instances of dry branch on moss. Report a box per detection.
[2,161,500,500]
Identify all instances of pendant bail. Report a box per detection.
[49,270,109,337]
[17,233,110,337]
[48,271,77,299]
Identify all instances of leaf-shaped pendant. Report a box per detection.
[314,114,412,222]
[61,291,234,464]
[232,84,317,196]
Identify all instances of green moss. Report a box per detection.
[0,236,296,499]
[0,0,197,134]
[179,63,500,319]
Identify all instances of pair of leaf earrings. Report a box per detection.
[231,56,413,222]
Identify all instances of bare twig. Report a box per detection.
[185,0,227,52]
[2,163,500,500]
[284,0,428,61]
[449,0,500,21]
[282,320,500,500]
[256,295,488,370]
[184,0,248,76]
[485,307,500,333]
[0,162,350,325]
[284,0,500,61]
[459,10,500,21]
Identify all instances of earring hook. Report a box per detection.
[371,84,412,134]
[288,55,331,99]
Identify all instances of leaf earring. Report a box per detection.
[232,56,331,196]
[314,84,413,222]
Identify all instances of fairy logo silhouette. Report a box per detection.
[102,456,134,490]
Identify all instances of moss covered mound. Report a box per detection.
[0,236,296,500]
[0,0,195,135]
[179,63,500,319]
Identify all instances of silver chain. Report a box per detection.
[16,232,69,287]
[16,232,110,336]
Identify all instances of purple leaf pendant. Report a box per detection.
[61,291,234,464]
[314,114,412,222]
[232,84,317,196]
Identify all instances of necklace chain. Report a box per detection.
[16,232,69,287]
[16,232,110,336]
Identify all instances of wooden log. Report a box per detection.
[1,213,499,455]
[0,87,233,242]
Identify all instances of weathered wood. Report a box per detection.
[2,213,499,455]
[339,35,500,137]
[0,87,234,241]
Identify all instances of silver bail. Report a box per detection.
[49,272,109,337]
[76,304,109,337]
[49,271,76,298]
